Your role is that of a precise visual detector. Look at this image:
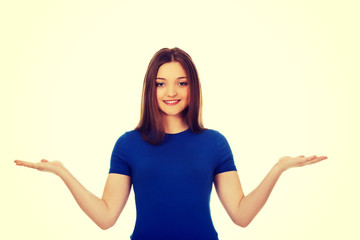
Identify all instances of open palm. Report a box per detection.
[14,159,64,175]
[278,155,327,171]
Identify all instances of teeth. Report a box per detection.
[164,100,179,104]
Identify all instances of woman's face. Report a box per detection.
[156,61,190,118]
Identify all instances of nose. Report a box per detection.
[166,85,177,97]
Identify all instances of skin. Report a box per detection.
[156,61,190,133]
[14,61,327,229]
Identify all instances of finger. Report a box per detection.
[307,156,327,162]
[14,160,26,166]
[301,156,327,166]
[14,160,39,169]
[302,160,321,166]
[314,156,328,162]
[304,155,317,161]
[41,159,48,163]
[297,155,317,166]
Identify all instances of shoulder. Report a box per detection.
[197,128,226,138]
[116,129,142,138]
[122,129,142,138]
[193,128,229,143]
[114,129,143,146]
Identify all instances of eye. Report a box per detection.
[156,82,164,87]
[179,82,188,86]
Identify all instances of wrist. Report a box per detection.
[274,162,286,174]
[54,164,68,178]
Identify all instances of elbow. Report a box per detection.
[233,218,251,228]
[97,220,116,230]
[99,224,112,230]
[238,221,250,228]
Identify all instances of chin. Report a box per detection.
[161,111,183,117]
[160,108,188,117]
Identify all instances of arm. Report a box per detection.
[214,155,327,227]
[14,159,131,230]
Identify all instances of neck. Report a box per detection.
[162,114,188,134]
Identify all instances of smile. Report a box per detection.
[163,100,181,105]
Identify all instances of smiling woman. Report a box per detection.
[135,48,205,145]
[14,47,327,240]
[156,62,190,131]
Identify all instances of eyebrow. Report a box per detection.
[156,77,187,80]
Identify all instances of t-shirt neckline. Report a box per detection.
[165,128,190,135]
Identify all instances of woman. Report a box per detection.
[14,47,327,240]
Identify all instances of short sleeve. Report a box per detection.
[109,132,131,176]
[214,132,237,175]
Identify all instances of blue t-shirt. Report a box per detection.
[109,128,237,240]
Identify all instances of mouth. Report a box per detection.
[163,100,181,106]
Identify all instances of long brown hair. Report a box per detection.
[135,47,205,145]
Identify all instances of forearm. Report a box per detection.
[235,164,283,227]
[57,167,112,229]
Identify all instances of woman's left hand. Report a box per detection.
[277,155,327,172]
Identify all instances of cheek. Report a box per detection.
[156,92,161,105]
[186,89,190,102]
[156,88,165,106]
[156,88,162,100]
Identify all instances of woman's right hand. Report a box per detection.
[14,158,131,229]
[14,159,65,175]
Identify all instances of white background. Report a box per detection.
[1,0,359,239]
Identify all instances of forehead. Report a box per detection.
[156,61,187,78]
